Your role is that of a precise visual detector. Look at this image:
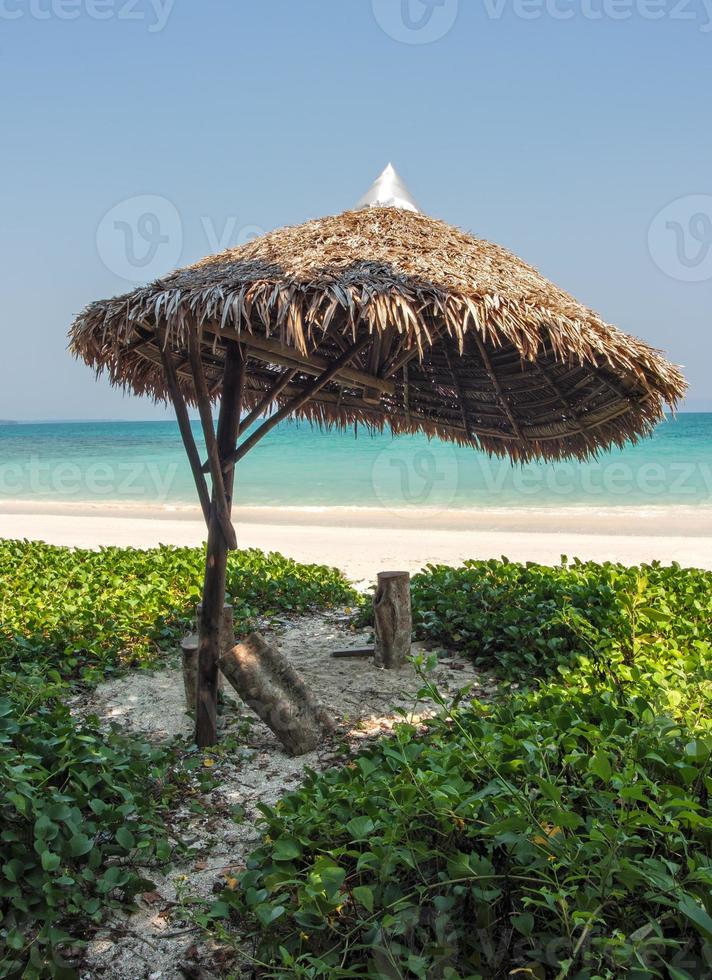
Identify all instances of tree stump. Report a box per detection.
[197,602,235,655]
[218,632,334,756]
[181,633,228,712]
[181,635,200,712]
[373,571,411,669]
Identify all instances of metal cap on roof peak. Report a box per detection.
[356,163,420,213]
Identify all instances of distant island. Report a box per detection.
[0,420,18,425]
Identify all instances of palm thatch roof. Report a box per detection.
[70,203,685,462]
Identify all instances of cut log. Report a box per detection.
[218,632,334,756]
[373,571,412,669]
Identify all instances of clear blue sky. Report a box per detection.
[2,0,711,419]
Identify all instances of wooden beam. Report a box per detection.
[444,346,473,439]
[229,335,372,467]
[473,332,528,444]
[591,364,639,406]
[272,382,514,439]
[187,333,238,551]
[380,321,447,380]
[199,367,298,474]
[157,333,212,525]
[382,341,421,379]
[364,334,382,404]
[533,362,588,438]
[201,324,396,396]
[239,368,297,435]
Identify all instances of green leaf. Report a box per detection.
[352,885,374,912]
[638,606,671,623]
[116,827,136,850]
[41,851,60,872]
[668,968,696,980]
[346,816,375,840]
[256,903,286,927]
[589,752,613,782]
[512,912,534,936]
[678,895,712,940]
[272,838,301,862]
[68,834,94,858]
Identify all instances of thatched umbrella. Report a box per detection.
[70,164,686,746]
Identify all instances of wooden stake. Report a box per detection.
[181,634,200,712]
[373,571,412,669]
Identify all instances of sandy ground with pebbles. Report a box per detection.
[70,610,494,979]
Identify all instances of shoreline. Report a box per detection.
[2,501,711,579]
[2,499,712,536]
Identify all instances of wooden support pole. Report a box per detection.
[219,632,334,756]
[158,337,212,525]
[181,634,200,712]
[194,341,245,748]
[374,571,412,669]
[197,601,236,656]
[188,333,238,551]
[182,602,234,711]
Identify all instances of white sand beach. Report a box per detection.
[2,500,711,579]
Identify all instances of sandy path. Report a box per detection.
[71,611,490,979]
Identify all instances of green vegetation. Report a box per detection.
[0,540,357,684]
[0,540,356,977]
[227,559,712,979]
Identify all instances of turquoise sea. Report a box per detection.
[0,415,710,510]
